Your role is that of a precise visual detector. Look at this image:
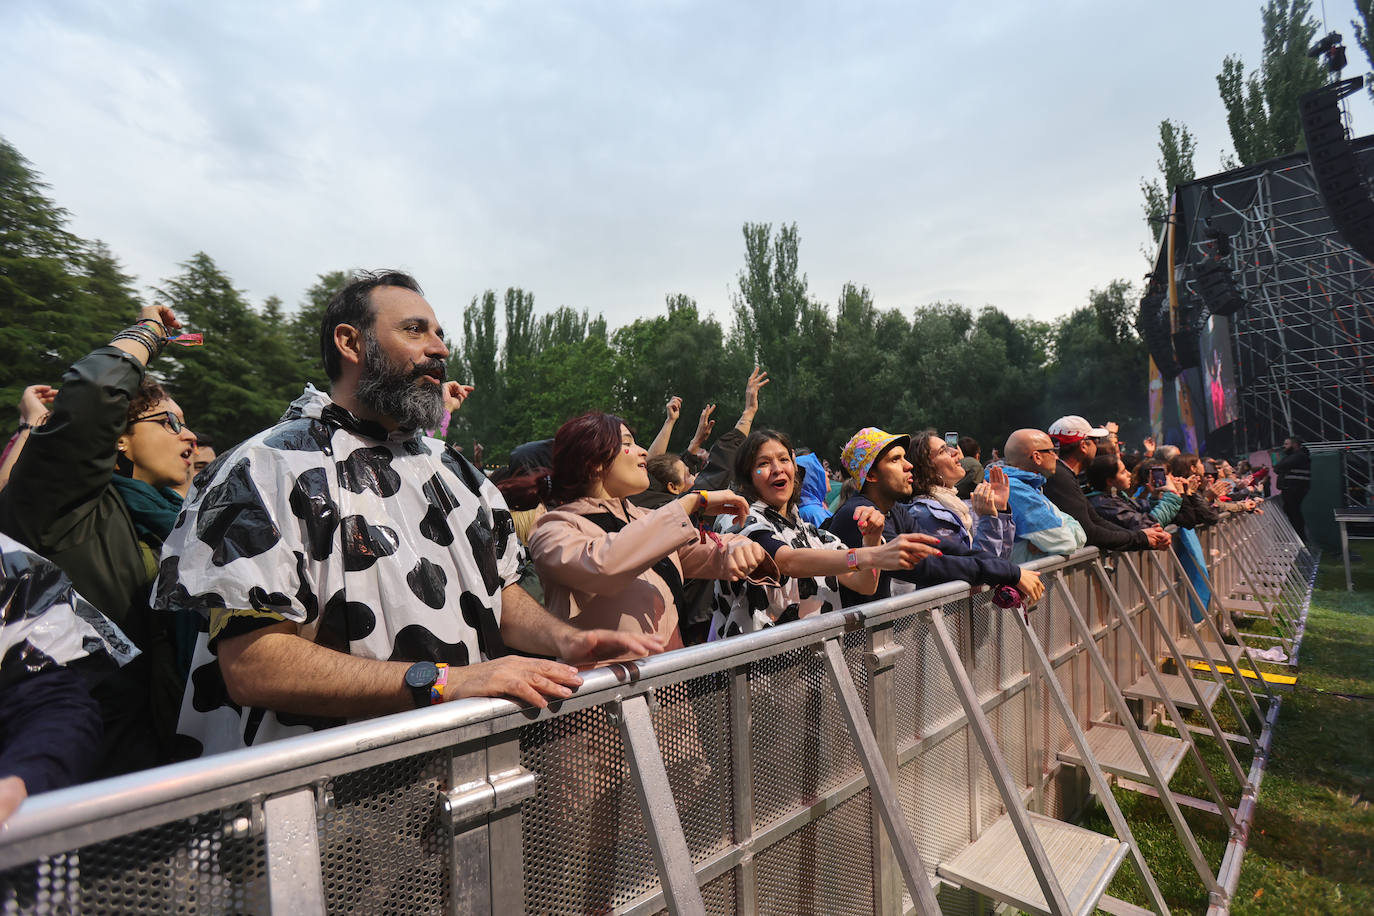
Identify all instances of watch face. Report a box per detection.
[405,661,439,689]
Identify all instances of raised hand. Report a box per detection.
[139,303,181,333]
[703,489,750,523]
[689,404,716,450]
[852,505,887,544]
[665,396,682,421]
[971,482,998,517]
[18,385,56,425]
[743,366,769,416]
[987,465,1011,510]
[442,382,474,413]
[879,532,942,569]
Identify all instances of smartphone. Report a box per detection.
[1149,466,1166,488]
[944,432,959,448]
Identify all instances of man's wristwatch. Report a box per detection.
[405,661,442,709]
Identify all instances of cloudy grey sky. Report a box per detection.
[4,0,1371,337]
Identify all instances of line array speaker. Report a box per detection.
[1300,76,1374,263]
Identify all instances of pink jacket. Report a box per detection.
[528,496,749,656]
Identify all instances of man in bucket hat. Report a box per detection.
[825,428,1032,608]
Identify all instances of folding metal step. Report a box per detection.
[1122,672,1223,710]
[1057,723,1188,784]
[1097,893,1155,916]
[937,812,1128,916]
[1175,637,1244,666]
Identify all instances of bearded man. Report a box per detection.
[154,270,661,757]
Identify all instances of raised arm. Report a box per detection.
[735,366,769,435]
[646,396,681,458]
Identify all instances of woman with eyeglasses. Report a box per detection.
[0,304,198,778]
[900,431,1017,558]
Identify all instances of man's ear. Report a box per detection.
[334,324,364,369]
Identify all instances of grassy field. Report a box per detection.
[1083,546,1374,914]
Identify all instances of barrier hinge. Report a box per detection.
[442,765,539,831]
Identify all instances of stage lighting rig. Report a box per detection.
[1308,31,1347,74]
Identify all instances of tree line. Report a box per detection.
[1,135,1148,466]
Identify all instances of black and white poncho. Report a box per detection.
[709,501,842,640]
[154,387,523,757]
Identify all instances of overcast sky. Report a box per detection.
[4,0,1371,337]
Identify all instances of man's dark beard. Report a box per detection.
[354,334,445,430]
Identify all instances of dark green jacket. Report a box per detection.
[0,347,182,777]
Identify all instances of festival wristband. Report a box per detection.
[430,663,450,705]
[695,489,709,515]
[846,549,860,571]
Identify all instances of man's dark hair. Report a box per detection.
[646,454,686,491]
[958,436,978,458]
[320,270,423,381]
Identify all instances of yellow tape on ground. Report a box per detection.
[1188,661,1297,686]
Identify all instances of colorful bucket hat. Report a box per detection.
[840,427,911,485]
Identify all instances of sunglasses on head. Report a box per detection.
[133,411,185,434]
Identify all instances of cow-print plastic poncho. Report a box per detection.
[0,532,139,679]
[154,386,522,757]
[708,501,841,641]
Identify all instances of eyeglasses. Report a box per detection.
[1034,446,1060,455]
[132,411,186,434]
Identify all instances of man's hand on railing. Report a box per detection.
[1017,569,1045,606]
[0,776,26,825]
[445,656,586,708]
[1145,527,1172,550]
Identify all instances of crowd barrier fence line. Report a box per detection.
[0,509,1314,916]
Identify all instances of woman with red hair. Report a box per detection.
[500,412,771,659]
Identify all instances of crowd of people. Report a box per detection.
[0,269,1278,822]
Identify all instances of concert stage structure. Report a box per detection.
[1138,134,1374,506]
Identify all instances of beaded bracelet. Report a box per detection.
[112,330,156,361]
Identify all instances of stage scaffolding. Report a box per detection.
[1169,142,1374,505]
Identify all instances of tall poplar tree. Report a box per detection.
[1217,0,1328,167]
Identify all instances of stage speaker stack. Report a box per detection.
[1194,256,1246,316]
[1300,76,1374,263]
[1136,291,1181,378]
[1171,295,1207,370]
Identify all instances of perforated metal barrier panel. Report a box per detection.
[0,511,1307,915]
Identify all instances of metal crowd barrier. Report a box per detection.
[0,510,1312,915]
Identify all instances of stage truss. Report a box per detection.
[1173,148,1374,505]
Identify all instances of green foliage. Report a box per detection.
[0,132,1158,467]
[1217,0,1328,167]
[0,139,143,428]
[1041,280,1149,440]
[154,253,298,448]
[289,270,348,394]
[1140,119,1197,241]
[1356,0,1374,101]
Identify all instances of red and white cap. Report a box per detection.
[1048,415,1108,445]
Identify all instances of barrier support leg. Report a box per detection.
[615,694,707,916]
[820,637,943,916]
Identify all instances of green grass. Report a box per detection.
[1080,549,1374,914]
